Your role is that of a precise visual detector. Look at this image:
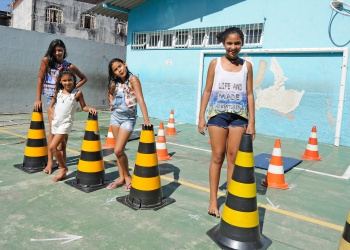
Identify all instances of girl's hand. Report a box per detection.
[89,108,98,116]
[138,121,153,127]
[34,100,43,111]
[109,105,114,111]
[198,118,207,135]
[246,123,256,140]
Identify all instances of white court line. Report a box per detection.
[293,167,348,180]
[166,142,349,180]
[341,165,350,179]
[167,142,211,152]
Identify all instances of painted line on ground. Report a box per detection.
[0,128,344,231]
[341,165,350,179]
[167,142,211,152]
[294,167,348,180]
[159,175,343,231]
[167,141,350,180]
[2,127,347,180]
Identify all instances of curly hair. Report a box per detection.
[56,68,77,92]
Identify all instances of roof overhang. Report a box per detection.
[87,0,148,21]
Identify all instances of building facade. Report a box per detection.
[90,0,350,146]
[10,0,126,45]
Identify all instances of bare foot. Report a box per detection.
[43,163,53,175]
[52,168,68,182]
[208,201,220,218]
[106,179,125,190]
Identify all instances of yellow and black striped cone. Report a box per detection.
[66,113,108,192]
[117,125,175,210]
[338,210,350,249]
[207,133,272,250]
[14,108,49,173]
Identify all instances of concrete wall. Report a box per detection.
[12,0,127,45]
[125,0,350,146]
[0,25,126,113]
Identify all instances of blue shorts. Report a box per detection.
[110,112,136,132]
[207,112,248,129]
[45,95,57,109]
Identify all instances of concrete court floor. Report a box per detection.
[0,110,349,250]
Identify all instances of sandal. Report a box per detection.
[106,181,124,190]
[124,183,131,192]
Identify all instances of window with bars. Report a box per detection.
[132,33,147,49]
[46,6,63,24]
[148,33,160,48]
[163,33,173,47]
[246,28,263,45]
[191,30,206,47]
[81,13,95,29]
[175,30,189,47]
[131,23,264,50]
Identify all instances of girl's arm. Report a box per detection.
[130,75,152,126]
[108,82,116,96]
[76,90,97,115]
[108,82,116,111]
[198,59,216,135]
[246,61,255,140]
[70,64,88,89]
[34,57,48,111]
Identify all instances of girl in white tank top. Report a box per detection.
[198,27,256,218]
[47,69,97,183]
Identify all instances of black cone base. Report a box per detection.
[207,224,272,250]
[116,195,175,211]
[65,179,109,193]
[13,158,58,174]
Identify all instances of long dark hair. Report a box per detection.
[45,39,68,72]
[216,27,244,45]
[56,68,77,92]
[107,58,131,90]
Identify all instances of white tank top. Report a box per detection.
[51,89,79,135]
[207,57,249,120]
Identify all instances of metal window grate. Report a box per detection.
[131,23,264,50]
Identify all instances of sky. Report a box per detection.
[0,0,11,11]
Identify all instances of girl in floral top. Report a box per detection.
[106,58,152,191]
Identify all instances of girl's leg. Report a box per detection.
[61,137,67,165]
[226,126,246,188]
[43,110,54,174]
[49,134,68,182]
[59,137,68,165]
[208,125,228,217]
[106,125,132,189]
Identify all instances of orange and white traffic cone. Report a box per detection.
[261,139,289,189]
[102,125,115,148]
[165,109,178,136]
[301,126,321,161]
[156,122,172,161]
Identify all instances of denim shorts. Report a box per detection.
[110,112,136,132]
[207,112,248,129]
[46,95,54,108]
